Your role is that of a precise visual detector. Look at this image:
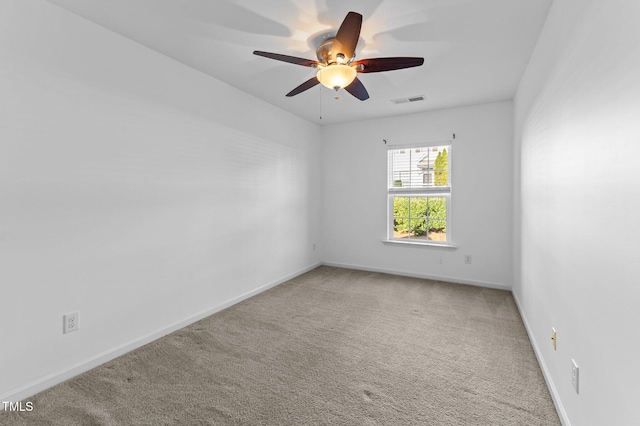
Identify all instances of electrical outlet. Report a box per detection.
[464,255,472,264]
[571,359,579,394]
[551,327,557,351]
[63,312,79,334]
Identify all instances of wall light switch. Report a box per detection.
[571,359,579,394]
[551,327,556,351]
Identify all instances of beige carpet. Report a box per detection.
[2,266,560,425]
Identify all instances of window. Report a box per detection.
[387,144,450,243]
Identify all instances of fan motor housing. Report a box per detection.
[316,39,335,63]
[316,39,353,65]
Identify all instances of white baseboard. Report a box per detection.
[512,292,570,426]
[1,262,321,403]
[321,261,511,291]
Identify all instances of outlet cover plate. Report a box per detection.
[63,312,79,334]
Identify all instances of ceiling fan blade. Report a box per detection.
[253,51,319,67]
[286,77,320,97]
[331,12,362,62]
[352,57,424,73]
[344,77,369,101]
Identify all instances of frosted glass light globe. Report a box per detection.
[316,64,357,90]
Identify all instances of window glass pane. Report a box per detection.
[393,197,410,239]
[388,145,450,244]
[393,196,448,241]
[388,145,449,189]
[427,197,446,221]
[427,197,447,241]
[409,197,427,219]
[428,225,446,241]
[410,219,428,239]
[433,147,449,187]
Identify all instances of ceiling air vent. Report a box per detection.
[391,95,425,105]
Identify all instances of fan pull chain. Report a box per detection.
[319,85,323,120]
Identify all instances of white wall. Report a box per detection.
[0,0,321,401]
[513,0,640,425]
[321,102,513,289]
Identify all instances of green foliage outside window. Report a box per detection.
[393,197,446,236]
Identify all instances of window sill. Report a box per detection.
[382,239,458,248]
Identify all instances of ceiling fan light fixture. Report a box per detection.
[316,64,357,90]
[253,11,423,101]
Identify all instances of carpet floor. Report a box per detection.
[2,266,560,425]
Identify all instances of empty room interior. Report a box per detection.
[1,0,639,425]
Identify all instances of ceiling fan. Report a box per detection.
[253,11,424,101]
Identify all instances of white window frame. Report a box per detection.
[385,142,455,247]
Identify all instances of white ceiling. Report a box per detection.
[45,0,552,125]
